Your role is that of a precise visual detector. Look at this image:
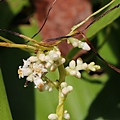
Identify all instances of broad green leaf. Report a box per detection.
[87,0,120,38]
[65,74,108,120]
[85,17,120,119]
[0,69,12,120]
[0,1,35,120]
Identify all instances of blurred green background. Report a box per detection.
[0,0,120,120]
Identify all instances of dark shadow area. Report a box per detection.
[0,1,35,120]
[85,72,120,120]
[85,18,120,120]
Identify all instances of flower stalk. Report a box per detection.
[58,65,66,84]
[56,89,66,120]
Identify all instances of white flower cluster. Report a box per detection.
[60,82,73,97]
[39,47,65,71]
[65,58,100,78]
[48,110,70,120]
[18,47,65,91]
[67,37,91,51]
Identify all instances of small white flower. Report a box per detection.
[42,82,53,92]
[64,110,70,120]
[72,39,79,47]
[80,42,91,51]
[76,58,87,70]
[87,62,101,71]
[49,50,60,61]
[65,60,81,78]
[18,66,32,78]
[69,60,76,69]
[62,85,73,95]
[32,62,47,77]
[26,74,33,82]
[45,61,53,68]
[46,47,61,62]
[75,71,81,78]
[22,59,31,68]
[60,82,73,96]
[48,87,53,92]
[45,55,51,62]
[34,76,44,90]
[38,53,46,61]
[60,82,67,89]
[48,113,58,120]
[60,58,66,64]
[67,37,90,51]
[69,69,77,76]
[67,37,79,47]
[27,56,38,62]
[43,47,65,71]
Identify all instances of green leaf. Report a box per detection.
[0,1,35,120]
[87,0,120,38]
[85,17,120,119]
[65,74,107,120]
[0,69,12,120]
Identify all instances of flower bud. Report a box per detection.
[62,86,73,95]
[64,110,70,120]
[48,113,58,120]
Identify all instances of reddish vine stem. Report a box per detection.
[80,31,120,73]
[31,0,57,39]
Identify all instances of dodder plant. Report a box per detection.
[0,0,120,119]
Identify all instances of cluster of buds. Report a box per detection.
[65,58,100,78]
[60,82,73,97]
[67,37,90,51]
[38,46,65,71]
[17,38,100,119]
[18,41,100,91]
[18,46,65,91]
[48,110,70,120]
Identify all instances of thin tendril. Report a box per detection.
[44,3,120,41]
[82,3,120,32]
[31,0,57,39]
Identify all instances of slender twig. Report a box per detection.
[0,36,14,43]
[80,31,120,73]
[31,0,57,39]
[0,42,36,50]
[82,3,120,32]
[56,89,65,120]
[71,0,115,32]
[44,2,120,42]
[45,31,79,42]
[0,29,53,47]
[0,29,39,44]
